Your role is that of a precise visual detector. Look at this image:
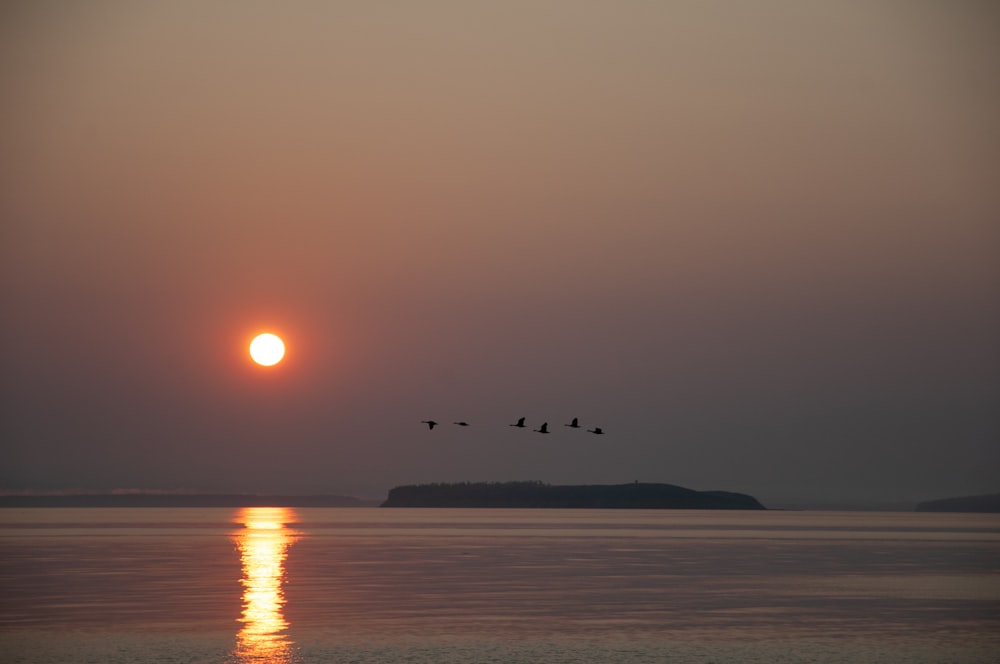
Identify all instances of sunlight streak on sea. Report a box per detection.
[230,507,299,664]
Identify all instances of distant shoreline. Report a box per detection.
[0,494,378,508]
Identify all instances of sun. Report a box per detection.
[249,333,285,367]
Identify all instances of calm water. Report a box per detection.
[1,508,998,663]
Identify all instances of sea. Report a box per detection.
[1,507,998,663]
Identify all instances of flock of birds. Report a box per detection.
[421,416,604,435]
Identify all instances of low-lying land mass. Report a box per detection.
[915,493,1000,513]
[381,481,766,509]
[0,494,373,508]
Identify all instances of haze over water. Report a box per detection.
[2,2,998,509]
[2,507,998,663]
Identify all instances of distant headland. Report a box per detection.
[381,481,766,509]
[915,493,1000,513]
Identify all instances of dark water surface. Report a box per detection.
[1,508,998,663]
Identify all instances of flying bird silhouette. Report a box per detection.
[421,420,438,430]
[453,421,469,426]
[587,427,604,434]
[564,417,580,428]
[534,422,549,434]
[509,417,526,428]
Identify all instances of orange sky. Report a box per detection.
[2,2,998,507]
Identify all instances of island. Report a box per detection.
[380,481,766,509]
[915,493,1000,513]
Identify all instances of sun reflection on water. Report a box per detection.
[231,507,300,663]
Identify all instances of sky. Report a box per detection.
[2,1,998,509]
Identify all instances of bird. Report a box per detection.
[564,417,580,428]
[453,421,469,426]
[421,420,438,430]
[509,417,526,428]
[587,427,604,434]
[534,422,549,434]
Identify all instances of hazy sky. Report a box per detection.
[2,1,998,508]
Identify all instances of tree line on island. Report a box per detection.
[380,481,766,510]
